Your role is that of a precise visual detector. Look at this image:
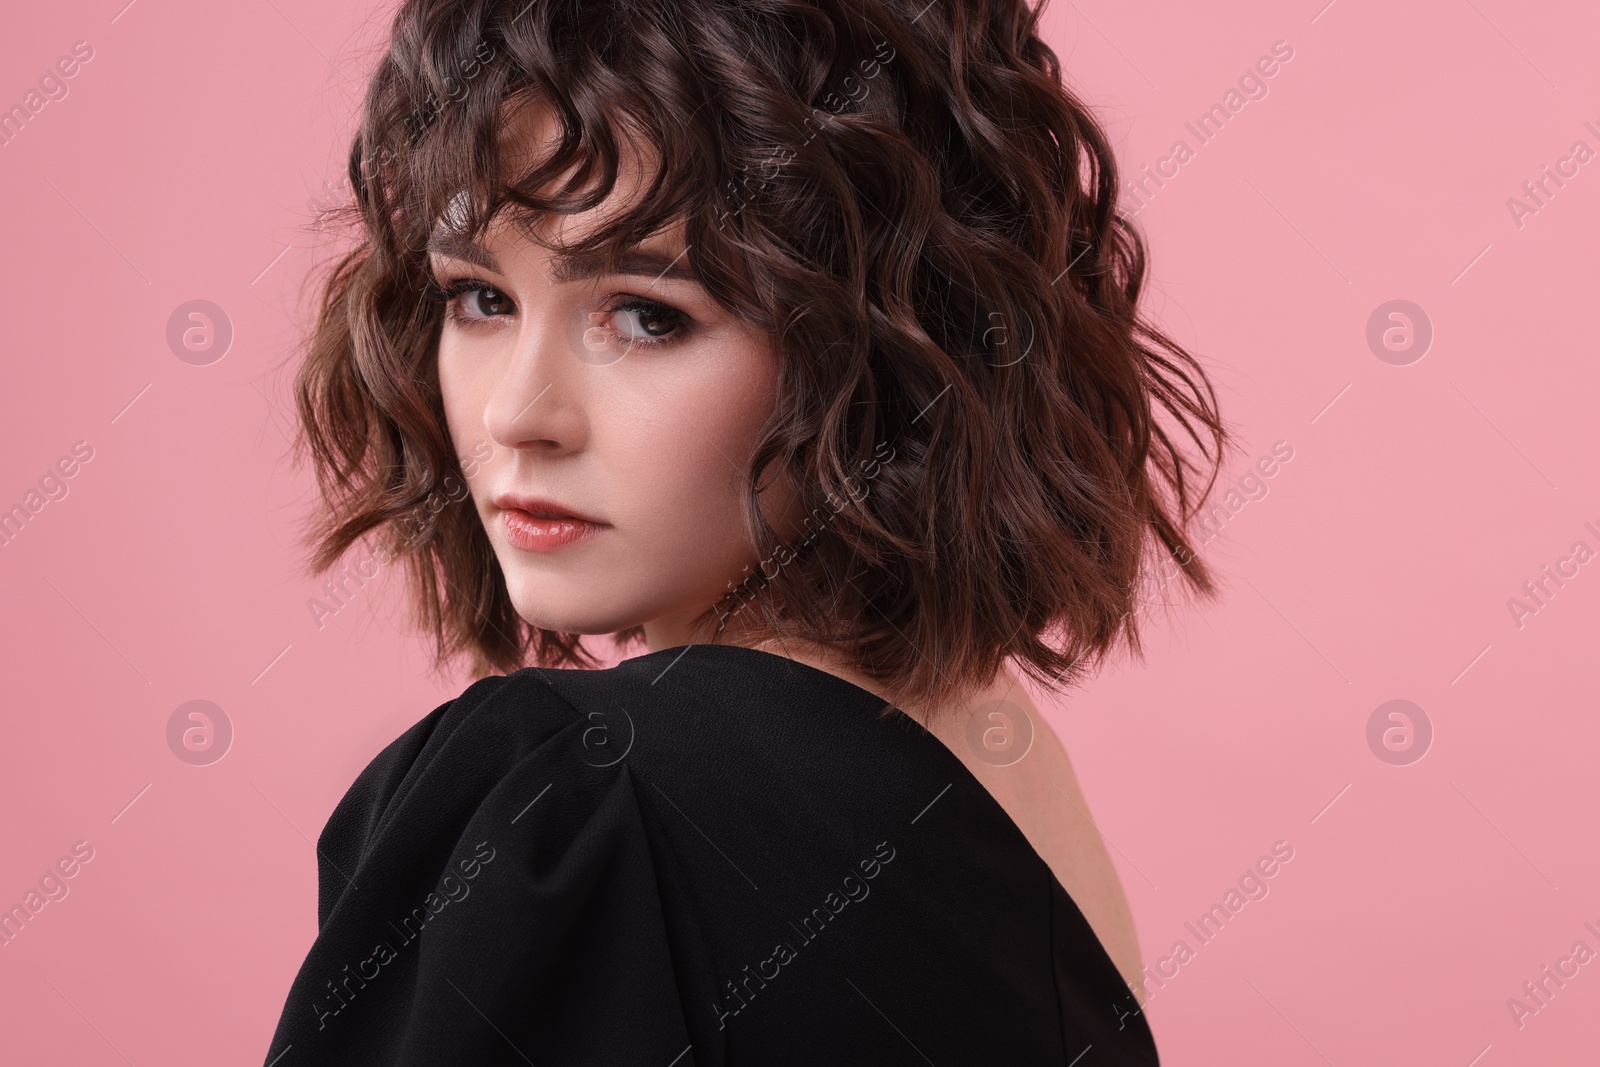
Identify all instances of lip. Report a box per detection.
[492,493,608,554]
[492,493,605,524]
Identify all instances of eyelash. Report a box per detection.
[422,276,693,350]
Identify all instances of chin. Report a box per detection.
[505,593,637,637]
[501,576,662,635]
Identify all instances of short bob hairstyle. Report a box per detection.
[294,0,1227,713]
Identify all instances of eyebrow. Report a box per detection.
[426,232,700,286]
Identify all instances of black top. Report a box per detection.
[263,644,1159,1065]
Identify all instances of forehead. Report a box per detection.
[428,96,678,265]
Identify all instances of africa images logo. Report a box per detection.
[714,841,897,1028]
[310,841,497,1030]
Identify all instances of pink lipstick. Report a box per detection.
[492,494,608,554]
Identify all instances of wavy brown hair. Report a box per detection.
[293,0,1228,713]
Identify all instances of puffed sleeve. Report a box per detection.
[262,671,699,1067]
[312,683,473,930]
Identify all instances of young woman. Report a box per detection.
[265,0,1225,1062]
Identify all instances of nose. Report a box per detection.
[481,304,590,456]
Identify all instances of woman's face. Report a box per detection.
[433,106,793,647]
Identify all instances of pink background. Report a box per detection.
[1,0,1596,1063]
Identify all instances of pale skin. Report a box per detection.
[721,635,1147,999]
[433,99,1145,998]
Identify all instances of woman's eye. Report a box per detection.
[429,276,691,349]
[424,277,516,324]
[455,287,514,319]
[600,298,690,348]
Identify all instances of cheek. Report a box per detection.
[436,338,486,442]
[611,349,777,542]
[436,337,509,499]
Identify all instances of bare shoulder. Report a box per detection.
[742,639,1144,993]
[918,668,1145,995]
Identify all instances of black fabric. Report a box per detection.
[263,644,1159,1065]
